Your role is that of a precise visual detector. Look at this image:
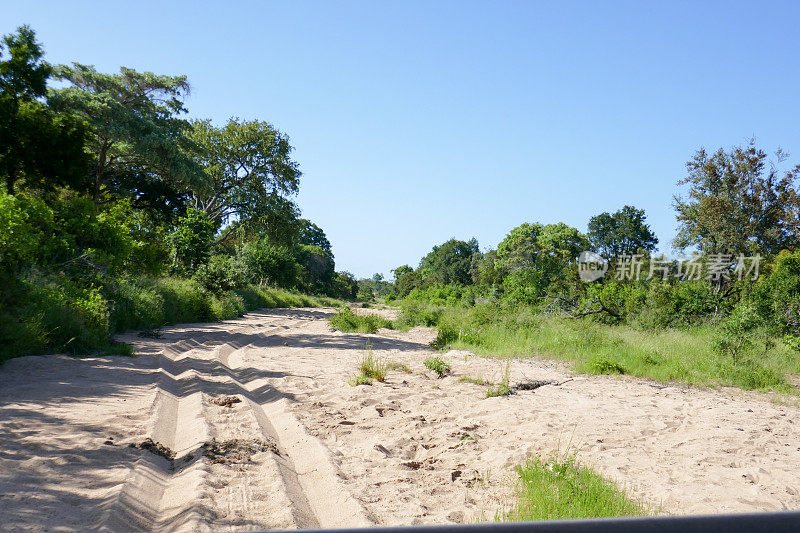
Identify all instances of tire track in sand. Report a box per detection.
[102,341,213,532]
[103,327,370,531]
[214,339,371,529]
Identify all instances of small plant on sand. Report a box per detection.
[424,356,451,378]
[349,375,373,386]
[501,451,649,521]
[359,342,388,381]
[588,357,627,375]
[350,341,386,385]
[486,359,514,397]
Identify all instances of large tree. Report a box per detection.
[497,222,588,271]
[188,118,301,243]
[588,205,658,258]
[673,142,800,255]
[50,63,205,211]
[418,238,480,285]
[297,219,332,253]
[0,26,87,194]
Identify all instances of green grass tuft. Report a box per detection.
[349,375,373,386]
[502,453,650,521]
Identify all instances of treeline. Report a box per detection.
[364,142,800,380]
[0,26,354,359]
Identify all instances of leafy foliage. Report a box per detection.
[418,238,480,285]
[423,356,451,378]
[51,63,205,209]
[674,141,800,254]
[328,307,393,334]
[588,205,658,258]
[0,26,351,362]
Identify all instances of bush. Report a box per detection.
[328,307,393,333]
[588,357,627,375]
[107,278,165,332]
[238,240,299,287]
[424,356,451,377]
[154,277,214,324]
[168,208,215,274]
[754,250,800,335]
[193,254,247,294]
[396,301,444,328]
[4,277,111,356]
[210,291,247,320]
[712,301,763,361]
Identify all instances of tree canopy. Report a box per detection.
[588,205,658,258]
[50,63,205,211]
[188,118,301,240]
[418,238,480,286]
[673,142,800,255]
[0,26,88,194]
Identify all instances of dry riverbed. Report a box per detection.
[1,307,799,530]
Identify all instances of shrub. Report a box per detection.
[210,291,247,320]
[238,239,299,287]
[193,254,247,294]
[588,357,627,375]
[167,208,215,274]
[154,277,213,324]
[107,278,165,332]
[712,301,762,361]
[396,301,444,328]
[328,307,393,333]
[424,356,451,377]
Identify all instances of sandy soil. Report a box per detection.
[1,307,799,531]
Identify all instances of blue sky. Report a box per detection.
[3,1,799,278]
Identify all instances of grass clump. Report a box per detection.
[458,375,492,386]
[502,452,649,521]
[328,307,394,334]
[350,342,387,385]
[486,359,514,397]
[424,356,451,378]
[349,375,374,386]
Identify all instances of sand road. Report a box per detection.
[1,307,799,531]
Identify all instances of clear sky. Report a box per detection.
[3,1,799,278]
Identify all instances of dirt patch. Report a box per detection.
[202,438,280,464]
[210,395,242,408]
[514,379,555,391]
[130,438,176,460]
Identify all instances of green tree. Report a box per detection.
[168,208,215,274]
[497,222,588,272]
[673,142,800,254]
[50,63,205,207]
[238,238,298,287]
[0,26,88,194]
[294,244,335,294]
[418,238,480,285]
[332,271,358,300]
[297,219,332,252]
[588,205,658,258]
[188,118,301,242]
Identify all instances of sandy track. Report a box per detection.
[1,307,799,530]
